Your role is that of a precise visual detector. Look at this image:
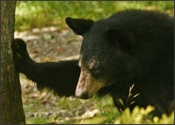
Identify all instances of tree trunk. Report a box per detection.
[0,1,26,124]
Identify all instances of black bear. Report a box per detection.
[65,9,174,117]
[12,9,174,117]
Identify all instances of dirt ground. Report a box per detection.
[15,26,82,62]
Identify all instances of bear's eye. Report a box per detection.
[89,66,102,78]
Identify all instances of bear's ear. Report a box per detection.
[66,17,94,35]
[106,29,131,51]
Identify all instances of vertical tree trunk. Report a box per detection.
[0,1,26,124]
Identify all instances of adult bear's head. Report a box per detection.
[66,14,141,99]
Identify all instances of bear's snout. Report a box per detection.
[75,90,89,99]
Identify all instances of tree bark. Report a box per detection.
[1,1,26,124]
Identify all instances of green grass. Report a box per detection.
[15,1,174,31]
[23,92,174,124]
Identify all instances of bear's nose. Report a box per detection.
[75,91,89,99]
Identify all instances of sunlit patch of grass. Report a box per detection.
[15,1,174,31]
[26,117,53,124]
[114,106,174,124]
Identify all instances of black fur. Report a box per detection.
[12,38,80,96]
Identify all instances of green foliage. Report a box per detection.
[24,94,174,124]
[27,117,50,124]
[15,1,174,31]
[57,104,174,124]
[153,112,174,124]
[114,105,174,124]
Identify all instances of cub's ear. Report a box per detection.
[66,17,94,35]
[106,29,131,51]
